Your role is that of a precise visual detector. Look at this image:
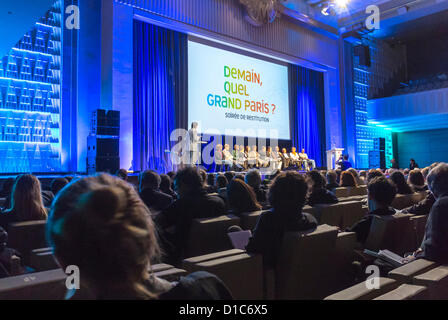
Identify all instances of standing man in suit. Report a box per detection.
[410,159,419,170]
[188,122,201,166]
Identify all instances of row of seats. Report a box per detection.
[326,259,448,300]
[333,186,367,198]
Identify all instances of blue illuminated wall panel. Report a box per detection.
[0,0,62,173]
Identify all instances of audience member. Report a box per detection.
[408,169,428,192]
[246,171,317,267]
[139,170,173,211]
[0,175,47,230]
[340,171,357,188]
[367,169,384,183]
[50,178,69,198]
[160,174,176,198]
[307,170,338,207]
[156,168,226,263]
[348,168,365,186]
[116,169,128,181]
[390,171,414,195]
[348,176,397,244]
[47,174,232,300]
[326,170,339,191]
[226,179,262,217]
[0,178,15,210]
[245,169,267,205]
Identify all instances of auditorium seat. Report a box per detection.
[373,284,428,300]
[275,224,339,299]
[330,232,357,291]
[338,195,367,203]
[334,188,349,198]
[324,277,399,300]
[308,201,364,230]
[413,266,448,299]
[348,186,367,197]
[364,213,415,256]
[183,251,263,300]
[153,268,187,282]
[29,247,59,272]
[185,215,240,258]
[410,215,429,249]
[392,194,420,210]
[7,220,47,265]
[388,259,438,284]
[240,211,262,230]
[0,269,67,300]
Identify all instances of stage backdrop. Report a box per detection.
[134,21,326,172]
[133,21,187,173]
[290,65,326,167]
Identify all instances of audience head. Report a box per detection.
[367,169,384,183]
[340,171,357,187]
[408,169,425,188]
[47,174,160,299]
[390,171,413,194]
[326,170,338,185]
[245,169,262,190]
[206,173,215,188]
[224,171,235,183]
[368,176,397,210]
[50,178,69,197]
[167,171,175,180]
[9,174,47,222]
[268,171,308,212]
[174,167,204,198]
[116,169,128,181]
[215,174,228,189]
[421,167,430,180]
[427,163,448,199]
[359,170,367,179]
[159,174,173,193]
[199,169,207,186]
[226,179,261,214]
[234,174,245,182]
[139,170,161,192]
[307,170,326,190]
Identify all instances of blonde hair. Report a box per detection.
[47,174,161,299]
[8,174,47,222]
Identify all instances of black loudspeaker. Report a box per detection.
[87,109,120,174]
[369,150,386,169]
[373,137,386,151]
[354,45,371,67]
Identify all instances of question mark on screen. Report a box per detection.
[272,104,276,114]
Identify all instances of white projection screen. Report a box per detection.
[188,38,290,140]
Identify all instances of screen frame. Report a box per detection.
[187,35,292,141]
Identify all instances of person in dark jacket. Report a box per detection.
[159,174,176,198]
[307,170,338,207]
[409,159,419,170]
[246,171,317,268]
[139,170,173,211]
[390,171,414,195]
[348,176,397,244]
[401,191,435,216]
[326,170,339,191]
[226,179,261,217]
[156,168,226,263]
[245,169,267,205]
[410,163,448,264]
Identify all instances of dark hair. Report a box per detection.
[139,170,161,191]
[199,169,207,186]
[245,169,262,189]
[268,171,308,211]
[343,154,349,161]
[340,171,357,187]
[47,174,160,299]
[326,170,337,184]
[159,174,173,194]
[215,174,228,189]
[227,179,261,214]
[116,169,128,181]
[50,178,69,196]
[367,169,384,183]
[307,170,326,190]
[224,171,235,183]
[408,169,425,187]
[234,174,245,182]
[166,171,175,180]
[175,167,204,194]
[206,173,215,187]
[390,171,413,194]
[368,176,397,206]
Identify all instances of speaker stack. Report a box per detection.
[369,137,386,169]
[87,109,120,175]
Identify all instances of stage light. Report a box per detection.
[334,0,349,8]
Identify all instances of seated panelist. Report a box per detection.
[299,148,316,171]
[258,146,269,168]
[268,146,282,170]
[215,144,224,171]
[280,148,290,169]
[289,147,302,168]
[223,144,234,170]
[248,145,259,168]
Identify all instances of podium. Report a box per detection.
[326,148,344,170]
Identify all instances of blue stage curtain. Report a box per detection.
[133,21,187,173]
[290,65,326,167]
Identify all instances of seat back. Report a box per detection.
[365,213,414,255]
[8,220,47,265]
[325,277,399,300]
[348,186,367,197]
[29,248,59,272]
[340,201,365,229]
[410,215,429,249]
[311,201,364,230]
[183,252,263,300]
[275,224,338,299]
[391,194,415,210]
[334,188,349,198]
[0,269,66,300]
[240,211,262,230]
[185,215,240,258]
